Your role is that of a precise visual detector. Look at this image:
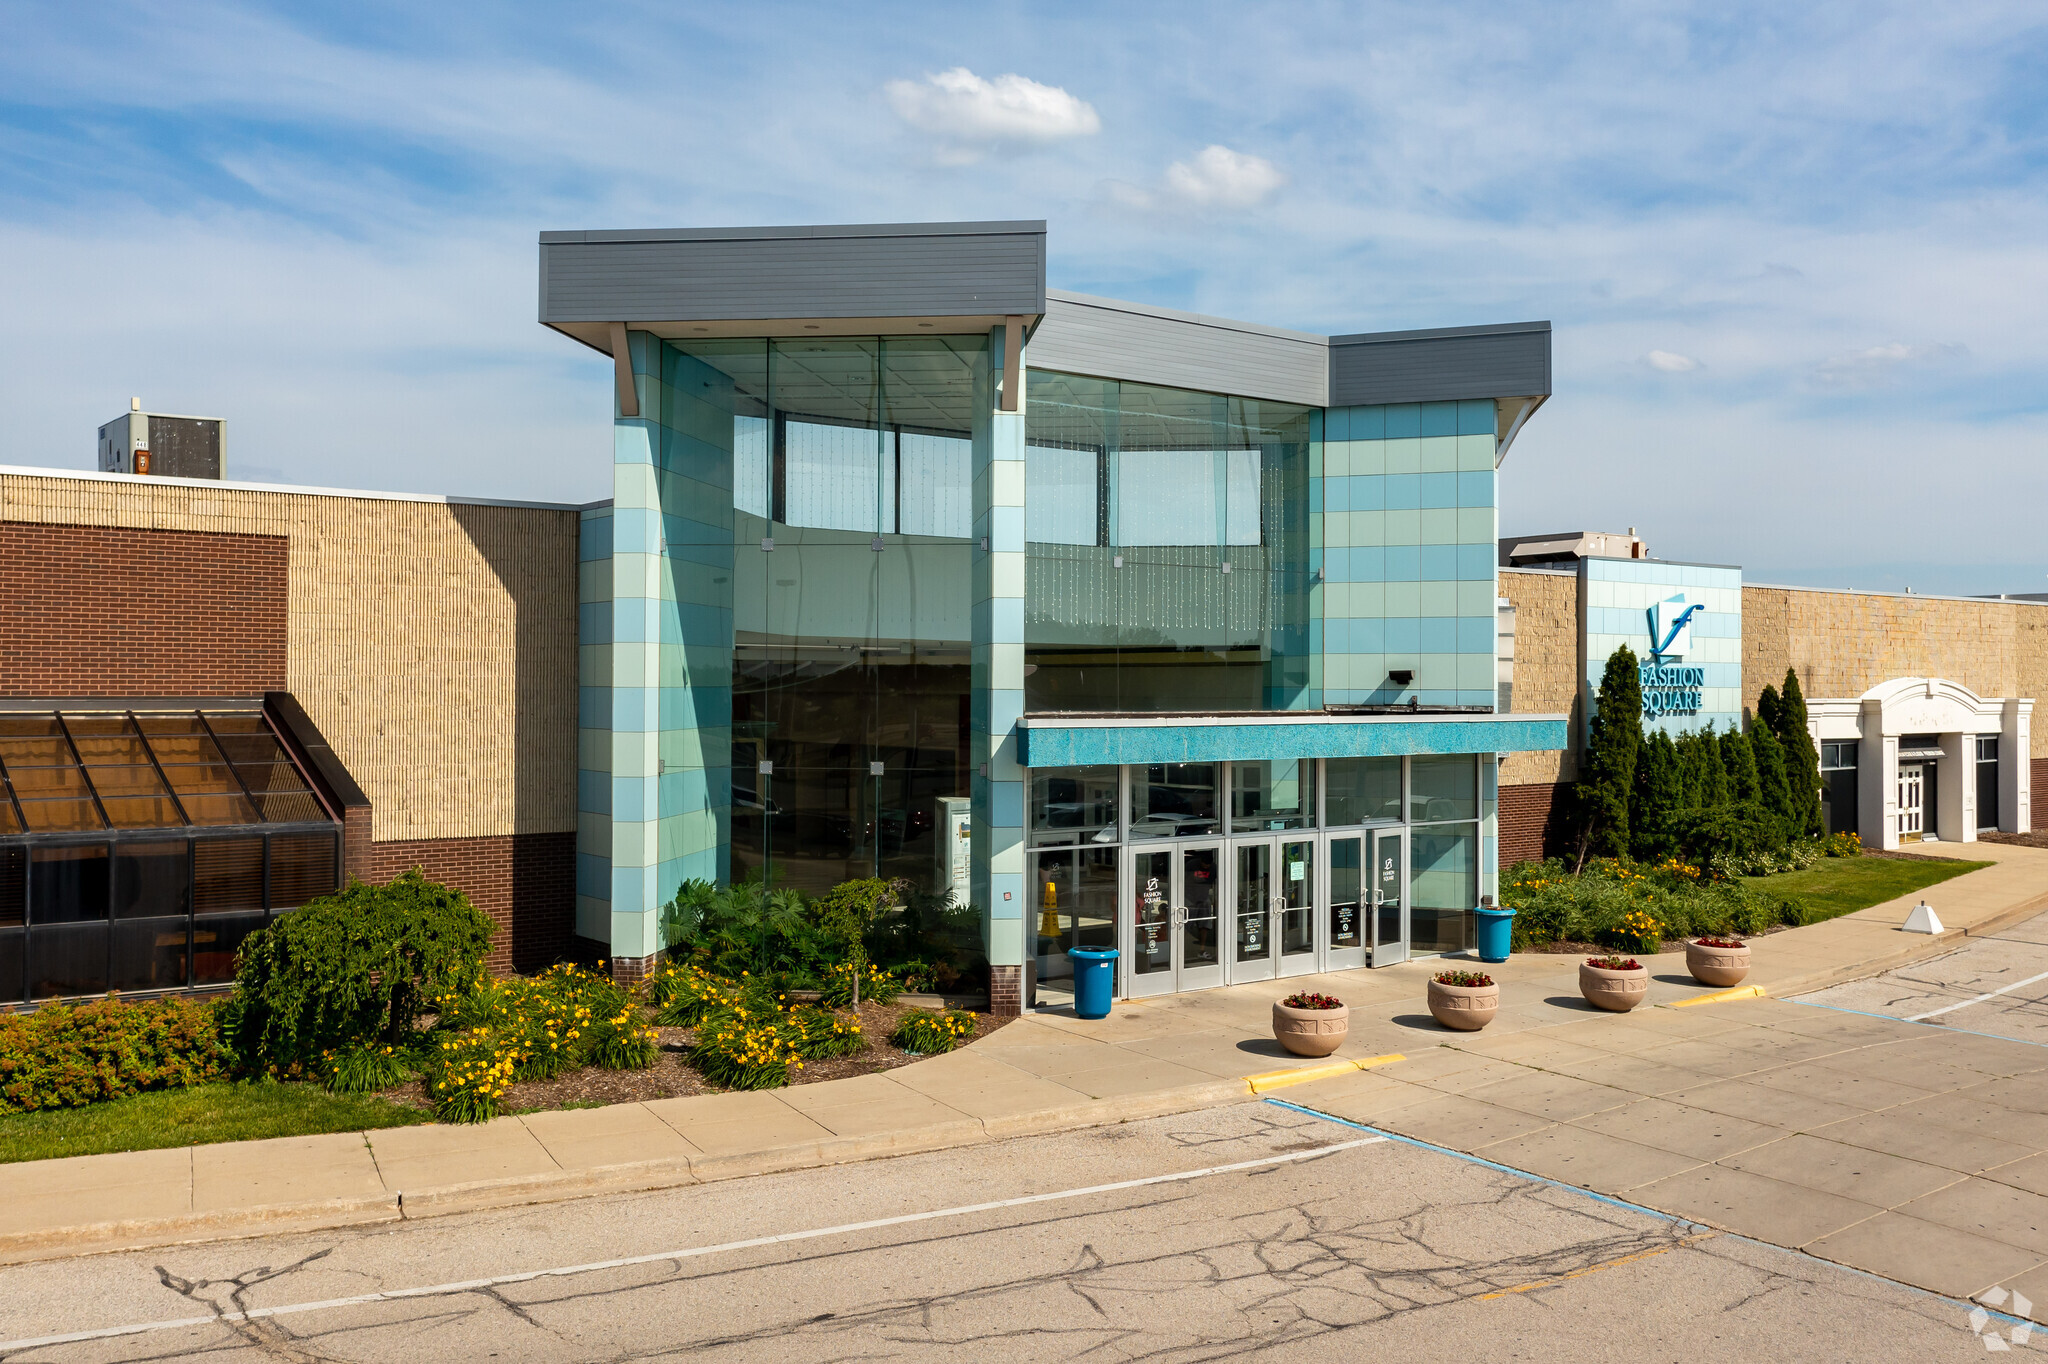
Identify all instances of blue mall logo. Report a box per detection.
[1640,595,1705,717]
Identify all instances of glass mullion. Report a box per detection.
[127,711,192,826]
[50,713,110,831]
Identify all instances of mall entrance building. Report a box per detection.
[541,220,1566,1010]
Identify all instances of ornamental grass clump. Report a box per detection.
[889,1008,976,1055]
[319,1041,417,1095]
[688,1008,803,1089]
[787,1005,866,1060]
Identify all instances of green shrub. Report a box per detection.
[890,1008,976,1055]
[0,996,230,1114]
[1825,831,1863,858]
[1501,856,1777,948]
[231,868,494,1071]
[819,961,906,1008]
[687,1006,801,1090]
[1670,803,1782,866]
[424,1025,515,1123]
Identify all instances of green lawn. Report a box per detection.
[0,1081,432,1165]
[1741,855,1989,926]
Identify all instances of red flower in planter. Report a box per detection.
[1587,956,1641,971]
[1434,971,1494,988]
[1694,937,1745,949]
[1280,992,1344,1010]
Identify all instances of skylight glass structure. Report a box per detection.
[0,707,341,1002]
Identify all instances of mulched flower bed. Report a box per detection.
[377,999,1011,1115]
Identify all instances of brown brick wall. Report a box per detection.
[2036,760,2048,831]
[1499,781,1569,867]
[990,963,1022,1017]
[1499,568,1580,785]
[366,832,576,975]
[0,521,287,696]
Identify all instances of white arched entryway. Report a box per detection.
[1807,678,2032,850]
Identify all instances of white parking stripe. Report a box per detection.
[0,1135,1385,1353]
[1905,968,2048,1021]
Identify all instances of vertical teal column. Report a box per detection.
[606,332,733,964]
[1480,753,1499,905]
[972,328,1026,976]
[575,505,615,943]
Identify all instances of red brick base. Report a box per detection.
[2035,760,2048,832]
[989,964,1022,1017]
[1499,782,1572,867]
[366,832,576,974]
[609,953,662,987]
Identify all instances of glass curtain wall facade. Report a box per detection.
[1024,373,1313,713]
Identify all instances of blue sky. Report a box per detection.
[1,2,2044,593]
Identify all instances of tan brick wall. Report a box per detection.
[1499,567,1580,785]
[1,471,580,841]
[1744,586,2048,758]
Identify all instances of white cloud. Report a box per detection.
[1647,350,1700,372]
[1163,145,1288,208]
[884,67,1099,163]
[1102,145,1287,215]
[1812,341,1968,388]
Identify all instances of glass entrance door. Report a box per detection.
[1127,847,1175,997]
[1230,840,1275,981]
[1177,842,1224,991]
[1368,828,1407,966]
[1326,834,1367,971]
[1899,763,1925,840]
[1276,837,1317,977]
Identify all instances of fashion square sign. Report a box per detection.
[1640,595,1705,717]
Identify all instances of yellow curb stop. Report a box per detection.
[1668,983,1767,1008]
[1244,1052,1405,1093]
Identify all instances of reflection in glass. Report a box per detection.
[113,918,188,992]
[1180,845,1219,968]
[1028,766,1118,846]
[115,842,189,919]
[1410,824,1476,954]
[1325,757,1402,826]
[1130,764,1219,838]
[1329,836,1363,951]
[1234,842,1271,961]
[1031,845,1117,984]
[1279,840,1313,955]
[1132,848,1172,977]
[31,922,106,999]
[1023,369,1313,713]
[31,844,108,924]
[1231,759,1312,831]
[1372,832,1404,959]
[1410,755,1477,823]
[193,911,265,986]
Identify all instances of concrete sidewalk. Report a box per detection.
[4,840,2046,1312]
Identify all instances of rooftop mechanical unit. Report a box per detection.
[96,399,225,479]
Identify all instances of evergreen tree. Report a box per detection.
[1720,727,1761,804]
[1674,732,1707,809]
[1630,730,1683,861]
[1776,667,1823,836]
[1575,645,1644,865]
[1756,684,1782,739]
[1750,719,1796,841]
[1697,722,1732,806]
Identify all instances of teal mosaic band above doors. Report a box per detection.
[1016,713,1567,767]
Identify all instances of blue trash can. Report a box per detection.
[1474,904,1515,964]
[1068,947,1119,1020]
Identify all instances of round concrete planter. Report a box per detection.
[1273,1001,1350,1057]
[1578,961,1649,1012]
[1426,979,1500,1031]
[1686,940,1752,988]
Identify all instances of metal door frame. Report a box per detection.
[1275,835,1319,978]
[1322,831,1370,972]
[1226,837,1277,983]
[1123,843,1176,999]
[1368,827,1409,966]
[1175,840,1226,991]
